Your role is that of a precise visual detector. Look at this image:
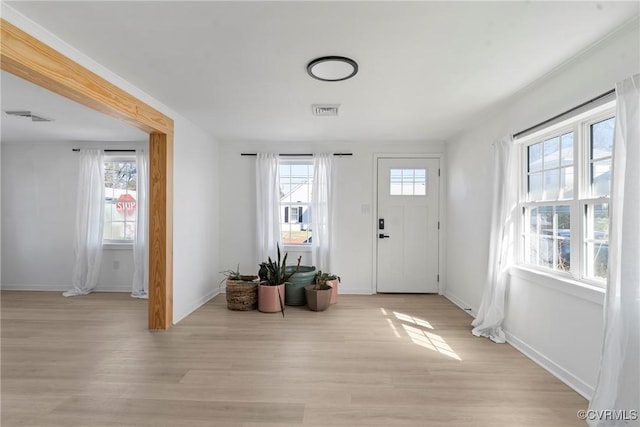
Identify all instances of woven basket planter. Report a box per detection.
[226,279,258,311]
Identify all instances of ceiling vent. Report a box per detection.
[4,110,55,122]
[312,104,340,117]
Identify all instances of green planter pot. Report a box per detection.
[284,266,316,306]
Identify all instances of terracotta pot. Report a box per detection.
[304,284,332,312]
[325,279,339,304]
[258,283,285,313]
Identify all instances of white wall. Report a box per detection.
[444,20,639,398]
[0,126,2,285]
[172,119,220,323]
[0,140,144,292]
[218,140,444,295]
[1,141,77,290]
[2,6,221,324]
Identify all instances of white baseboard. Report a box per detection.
[173,288,219,325]
[443,291,476,318]
[505,330,594,400]
[341,287,374,295]
[94,285,132,292]
[1,284,131,292]
[1,283,67,291]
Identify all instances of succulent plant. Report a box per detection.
[261,244,300,286]
[314,271,340,289]
[219,264,241,283]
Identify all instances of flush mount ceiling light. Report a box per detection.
[307,56,358,82]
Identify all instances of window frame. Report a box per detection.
[103,154,138,246]
[517,102,615,288]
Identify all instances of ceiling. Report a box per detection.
[2,1,639,144]
[1,71,148,144]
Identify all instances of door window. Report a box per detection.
[389,168,427,196]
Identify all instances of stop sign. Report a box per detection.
[115,194,137,217]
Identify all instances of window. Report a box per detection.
[284,206,301,224]
[520,104,615,285]
[279,160,313,244]
[390,168,427,196]
[104,157,137,243]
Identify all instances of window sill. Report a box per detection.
[281,244,312,253]
[103,242,133,250]
[510,265,605,305]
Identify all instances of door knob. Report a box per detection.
[379,233,390,239]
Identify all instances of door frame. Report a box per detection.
[1,18,174,329]
[372,152,445,295]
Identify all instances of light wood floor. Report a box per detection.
[1,291,587,427]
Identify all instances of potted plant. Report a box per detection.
[220,265,258,311]
[284,264,316,306]
[315,271,340,304]
[304,270,334,312]
[258,244,298,316]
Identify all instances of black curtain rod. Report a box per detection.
[513,89,615,139]
[72,149,136,152]
[241,153,352,157]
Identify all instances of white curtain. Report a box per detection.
[256,153,281,262]
[471,135,518,343]
[588,74,639,427]
[311,154,335,272]
[64,149,105,297]
[132,149,149,299]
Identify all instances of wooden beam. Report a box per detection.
[0,18,174,329]
[0,18,172,135]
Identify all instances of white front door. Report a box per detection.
[376,158,440,293]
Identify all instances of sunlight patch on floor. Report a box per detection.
[381,308,461,361]
[401,324,461,360]
[393,311,434,329]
